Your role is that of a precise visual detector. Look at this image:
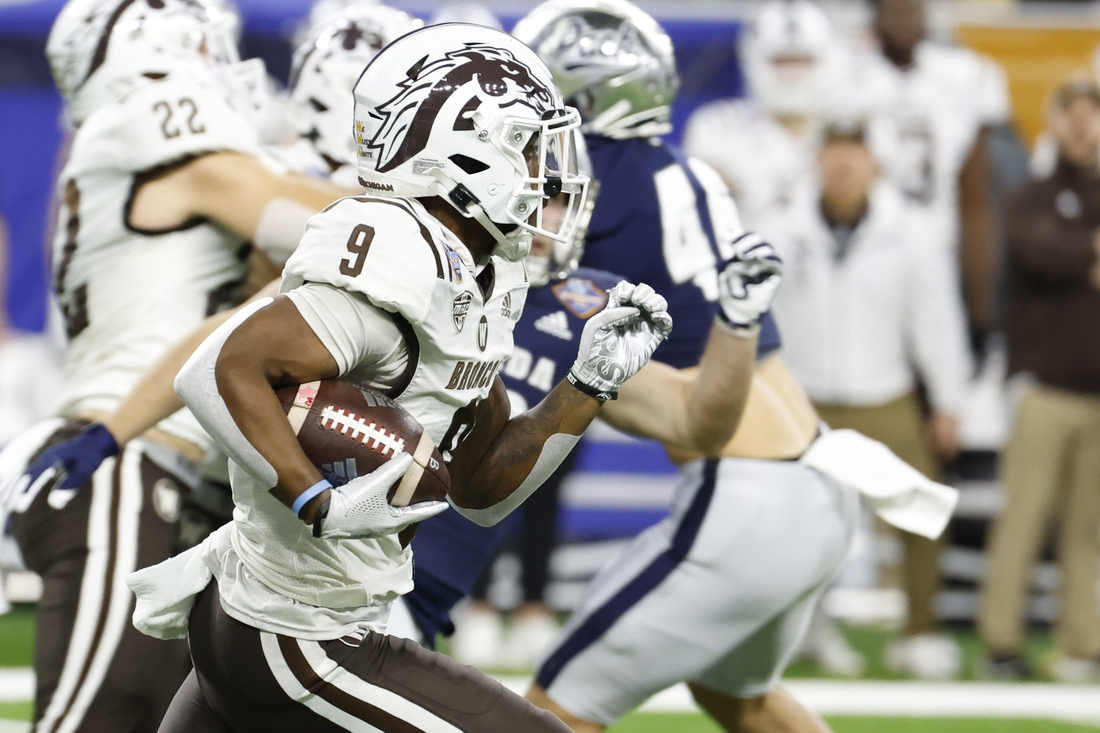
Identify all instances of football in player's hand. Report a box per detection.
[276,380,449,506]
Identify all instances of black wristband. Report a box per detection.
[312,498,331,539]
[566,370,617,401]
[716,309,758,331]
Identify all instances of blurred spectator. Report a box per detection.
[979,77,1100,683]
[855,0,1009,349]
[765,120,971,680]
[683,0,838,230]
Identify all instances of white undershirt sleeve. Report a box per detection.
[284,283,409,392]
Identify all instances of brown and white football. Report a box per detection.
[275,380,449,506]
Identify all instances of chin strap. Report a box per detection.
[427,167,527,260]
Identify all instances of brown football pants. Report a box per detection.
[814,392,944,635]
[159,583,571,732]
[11,421,192,733]
[980,385,1100,659]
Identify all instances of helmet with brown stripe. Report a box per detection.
[47,0,241,123]
[290,4,422,173]
[352,23,591,263]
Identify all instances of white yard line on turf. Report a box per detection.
[0,669,1097,726]
[0,670,31,703]
[497,676,1100,726]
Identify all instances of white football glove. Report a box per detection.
[312,453,448,540]
[568,282,674,401]
[717,233,783,330]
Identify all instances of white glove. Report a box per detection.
[716,233,783,330]
[568,282,673,401]
[312,453,448,540]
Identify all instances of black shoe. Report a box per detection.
[982,653,1033,680]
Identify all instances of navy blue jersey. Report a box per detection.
[407,268,623,643]
[582,134,782,365]
[406,268,781,643]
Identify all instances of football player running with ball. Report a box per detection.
[128,24,670,732]
[0,0,350,730]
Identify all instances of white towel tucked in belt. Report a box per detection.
[801,429,958,539]
[126,526,220,640]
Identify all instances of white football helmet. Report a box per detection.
[353,23,590,262]
[512,0,679,140]
[742,0,835,117]
[290,5,421,170]
[47,0,242,123]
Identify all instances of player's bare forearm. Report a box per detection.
[213,296,339,520]
[104,279,282,445]
[129,151,354,241]
[604,322,757,455]
[448,378,600,509]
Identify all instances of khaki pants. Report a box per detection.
[979,385,1100,659]
[814,393,944,635]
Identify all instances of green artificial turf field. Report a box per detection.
[608,714,1099,732]
[0,608,1094,730]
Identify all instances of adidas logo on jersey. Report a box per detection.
[534,311,573,340]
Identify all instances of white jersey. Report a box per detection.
[54,70,260,449]
[853,41,1010,247]
[211,195,527,639]
[683,99,816,231]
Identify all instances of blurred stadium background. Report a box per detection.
[4,0,1100,731]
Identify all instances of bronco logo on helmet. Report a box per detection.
[365,42,556,173]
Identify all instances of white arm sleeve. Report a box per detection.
[447,433,580,527]
[253,198,316,265]
[175,298,280,489]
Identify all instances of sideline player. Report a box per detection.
[684,0,839,230]
[847,0,1010,678]
[513,2,954,731]
[131,24,670,731]
[0,0,353,730]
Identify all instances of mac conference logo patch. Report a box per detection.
[453,292,472,332]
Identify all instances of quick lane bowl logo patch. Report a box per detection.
[477,315,488,352]
[447,249,464,283]
[552,277,609,319]
[453,292,472,332]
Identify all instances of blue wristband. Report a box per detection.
[292,479,332,518]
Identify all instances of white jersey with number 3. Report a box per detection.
[53,70,260,449]
[854,42,1009,249]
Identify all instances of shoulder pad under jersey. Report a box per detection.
[281,196,447,324]
[68,74,261,177]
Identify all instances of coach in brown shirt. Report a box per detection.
[980,76,1100,682]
